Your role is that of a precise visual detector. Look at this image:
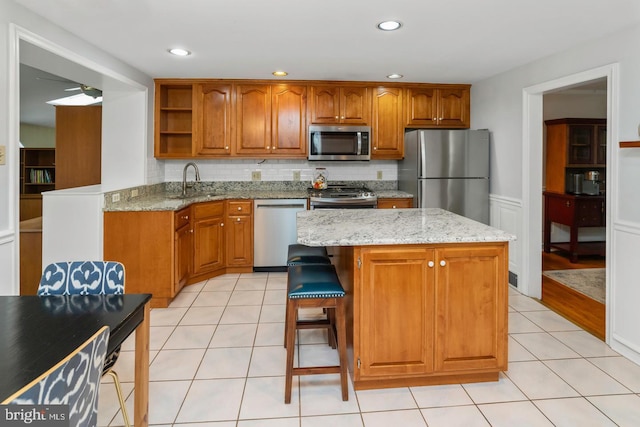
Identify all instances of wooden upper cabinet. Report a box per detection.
[235,84,272,155]
[545,118,607,193]
[371,87,404,159]
[155,82,194,157]
[310,85,370,124]
[154,79,472,158]
[271,84,307,155]
[195,83,233,156]
[406,86,470,128]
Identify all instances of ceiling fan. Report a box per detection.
[36,76,103,98]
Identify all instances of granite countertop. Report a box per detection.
[103,190,309,212]
[374,190,413,199]
[297,208,516,246]
[103,181,411,212]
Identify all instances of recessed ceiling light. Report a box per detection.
[272,71,288,77]
[168,48,191,56]
[387,73,404,79]
[377,20,402,31]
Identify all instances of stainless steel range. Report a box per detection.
[308,184,377,209]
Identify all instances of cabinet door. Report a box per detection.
[193,202,225,275]
[174,223,192,294]
[226,215,253,267]
[405,87,438,126]
[596,125,607,166]
[568,125,595,165]
[357,247,434,378]
[195,83,233,155]
[271,84,307,155]
[235,84,272,155]
[434,244,508,373]
[437,88,470,128]
[340,86,370,124]
[309,86,340,123]
[371,87,404,159]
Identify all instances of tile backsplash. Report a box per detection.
[163,159,398,183]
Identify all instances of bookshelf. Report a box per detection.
[20,148,56,194]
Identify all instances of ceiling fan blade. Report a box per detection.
[64,87,82,92]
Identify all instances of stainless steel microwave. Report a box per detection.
[308,125,371,161]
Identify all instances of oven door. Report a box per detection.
[310,197,378,209]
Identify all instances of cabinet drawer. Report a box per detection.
[193,201,224,219]
[174,208,191,229]
[377,198,413,209]
[546,197,575,224]
[227,200,252,216]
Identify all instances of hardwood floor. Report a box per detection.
[541,251,606,340]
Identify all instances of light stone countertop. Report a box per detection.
[297,208,516,246]
[373,190,413,199]
[103,190,309,212]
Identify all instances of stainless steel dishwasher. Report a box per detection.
[253,199,307,271]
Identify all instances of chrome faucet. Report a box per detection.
[182,162,201,197]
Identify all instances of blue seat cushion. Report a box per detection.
[288,264,345,299]
[287,244,328,261]
[287,255,331,266]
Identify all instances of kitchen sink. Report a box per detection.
[166,192,218,200]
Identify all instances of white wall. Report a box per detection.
[0,0,155,295]
[472,23,640,363]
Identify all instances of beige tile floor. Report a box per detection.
[98,272,640,426]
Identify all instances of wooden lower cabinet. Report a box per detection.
[348,242,508,389]
[377,197,413,209]
[104,209,190,308]
[192,201,226,280]
[225,200,254,269]
[105,200,254,307]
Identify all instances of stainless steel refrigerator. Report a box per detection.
[398,129,490,224]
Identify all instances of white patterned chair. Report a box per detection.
[38,261,130,427]
[4,326,110,427]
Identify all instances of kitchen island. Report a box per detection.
[297,208,516,390]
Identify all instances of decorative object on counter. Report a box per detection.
[313,167,328,189]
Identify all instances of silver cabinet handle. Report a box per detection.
[428,261,435,268]
[440,260,446,267]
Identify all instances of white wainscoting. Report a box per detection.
[490,194,522,288]
[610,222,640,365]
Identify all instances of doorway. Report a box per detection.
[10,26,149,296]
[540,80,608,339]
[522,64,617,344]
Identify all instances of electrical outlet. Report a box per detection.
[251,171,261,181]
[131,189,139,197]
[111,193,120,203]
[377,170,383,180]
[292,170,301,181]
[0,145,5,165]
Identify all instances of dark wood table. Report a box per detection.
[543,191,606,263]
[0,294,151,426]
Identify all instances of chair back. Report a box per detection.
[4,326,110,426]
[38,261,125,296]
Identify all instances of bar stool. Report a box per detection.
[284,264,348,403]
[285,244,333,348]
[287,244,330,266]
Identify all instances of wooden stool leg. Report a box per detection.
[336,299,349,401]
[327,307,337,349]
[284,298,298,404]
